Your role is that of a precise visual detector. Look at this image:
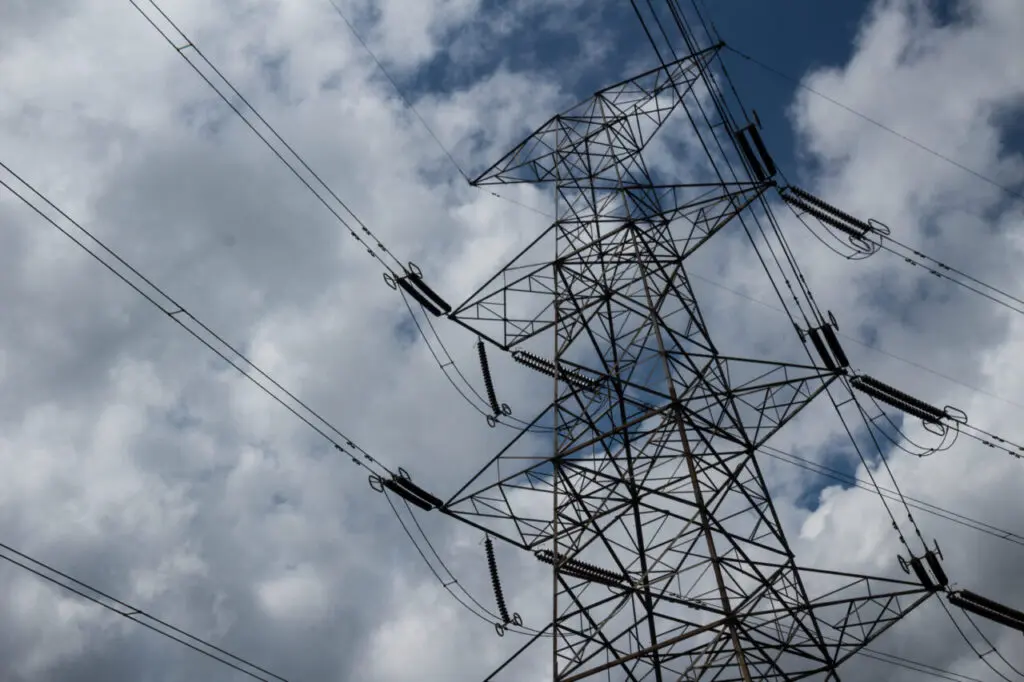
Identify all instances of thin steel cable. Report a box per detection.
[381,489,485,619]
[401,497,519,627]
[322,0,470,183]
[322,0,562,234]
[638,3,921,546]
[760,444,1024,549]
[399,289,560,434]
[382,489,552,638]
[853,644,988,682]
[856,638,991,679]
[958,422,1024,461]
[130,0,403,274]
[723,44,1024,204]
[0,540,289,681]
[880,236,1024,319]
[0,159,389,476]
[847,382,929,545]
[940,596,1018,682]
[397,288,493,419]
[780,178,1024,322]
[961,607,1024,678]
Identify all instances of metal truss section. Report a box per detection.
[453,184,768,349]
[444,37,934,682]
[473,47,722,188]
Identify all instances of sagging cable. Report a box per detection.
[949,590,1024,634]
[850,374,946,424]
[782,186,873,240]
[397,270,451,317]
[512,351,600,392]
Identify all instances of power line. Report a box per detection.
[761,444,1024,549]
[0,539,289,681]
[687,269,1024,415]
[778,179,1024,330]
[0,159,389,477]
[319,0,560,222]
[130,0,403,275]
[723,44,1024,204]
[939,597,1017,682]
[402,271,1024,549]
[394,490,997,682]
[858,644,989,682]
[322,0,471,183]
[628,7,924,554]
[960,605,1024,678]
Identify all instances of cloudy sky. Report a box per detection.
[0,0,1022,680]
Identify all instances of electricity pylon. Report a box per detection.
[442,43,939,682]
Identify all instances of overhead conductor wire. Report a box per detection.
[381,487,551,638]
[959,603,1024,678]
[692,0,1024,672]
[130,0,564,642]
[759,444,1024,550]
[0,161,390,476]
[938,597,1019,682]
[665,0,936,553]
[129,0,1024,662]
[129,0,404,276]
[133,0,556,438]
[723,43,1024,204]
[322,0,471,184]
[718,43,1024,323]
[320,0,555,224]
[0,539,288,682]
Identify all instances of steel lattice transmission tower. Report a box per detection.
[442,38,939,682]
